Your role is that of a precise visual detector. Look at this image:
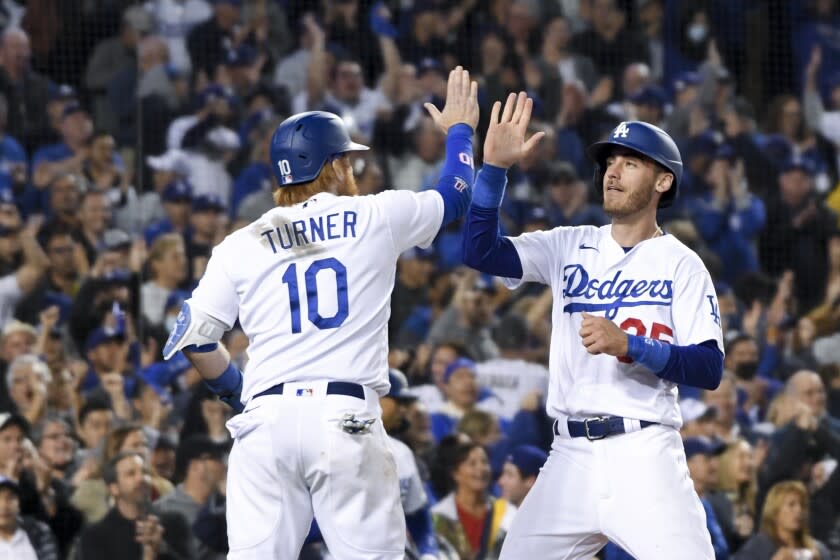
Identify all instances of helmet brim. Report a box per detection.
[340,141,370,153]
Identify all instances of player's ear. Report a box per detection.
[655,172,673,195]
[330,158,344,180]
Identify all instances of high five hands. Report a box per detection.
[424,66,479,132]
[483,91,545,168]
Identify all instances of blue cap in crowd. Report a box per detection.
[683,437,726,460]
[48,83,77,102]
[523,205,549,226]
[779,154,817,176]
[192,193,226,213]
[61,103,88,120]
[0,188,15,206]
[162,180,193,203]
[629,85,667,108]
[442,358,477,384]
[84,327,126,353]
[417,57,446,78]
[386,369,417,402]
[195,84,235,109]
[506,445,548,478]
[713,143,735,162]
[400,245,437,262]
[673,71,701,92]
[165,290,190,312]
[0,412,29,435]
[225,43,257,67]
[687,130,722,158]
[0,476,20,495]
[759,134,793,162]
[141,354,191,390]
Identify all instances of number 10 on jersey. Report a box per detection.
[281,258,349,333]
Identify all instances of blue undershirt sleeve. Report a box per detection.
[462,165,523,278]
[435,123,475,226]
[627,337,722,390]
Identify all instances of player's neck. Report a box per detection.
[610,214,661,248]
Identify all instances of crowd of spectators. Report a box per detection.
[0,0,838,558]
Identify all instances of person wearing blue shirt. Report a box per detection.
[27,104,123,216]
[0,94,27,196]
[689,145,766,284]
[143,180,193,246]
[543,161,609,228]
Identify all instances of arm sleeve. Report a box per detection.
[655,339,723,390]
[462,165,570,284]
[188,245,239,327]
[434,123,474,225]
[462,204,523,278]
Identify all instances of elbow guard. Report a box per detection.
[163,300,229,360]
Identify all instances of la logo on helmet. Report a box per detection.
[613,122,630,138]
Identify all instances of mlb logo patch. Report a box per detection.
[283,174,294,184]
[295,388,314,397]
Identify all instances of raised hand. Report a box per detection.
[483,91,545,168]
[424,66,479,132]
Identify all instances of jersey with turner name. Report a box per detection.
[503,224,723,428]
[187,190,444,401]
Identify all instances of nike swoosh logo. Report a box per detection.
[579,244,599,252]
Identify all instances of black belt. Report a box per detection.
[554,416,658,441]
[252,381,366,401]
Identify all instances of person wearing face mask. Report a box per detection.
[678,5,712,64]
[725,334,784,427]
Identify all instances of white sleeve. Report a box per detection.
[401,453,428,515]
[189,246,239,328]
[504,229,562,288]
[671,263,724,352]
[376,189,444,251]
[0,272,22,308]
[819,112,840,146]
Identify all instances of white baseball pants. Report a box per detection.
[224,381,405,559]
[499,422,714,560]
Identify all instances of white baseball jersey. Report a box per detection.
[475,358,549,420]
[388,436,428,515]
[504,224,723,428]
[188,191,444,401]
[144,0,212,72]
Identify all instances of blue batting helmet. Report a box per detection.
[269,111,369,187]
[586,121,683,208]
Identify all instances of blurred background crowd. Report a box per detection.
[0,0,838,558]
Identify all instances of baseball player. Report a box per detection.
[462,97,725,559]
[162,67,479,559]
